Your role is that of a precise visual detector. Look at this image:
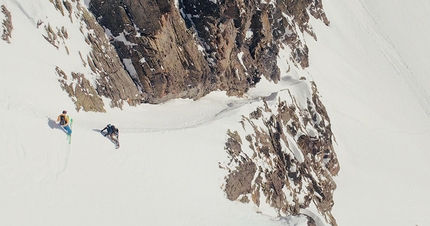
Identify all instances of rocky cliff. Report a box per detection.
[49,0,143,110]
[3,0,330,110]
[88,0,329,103]
[221,81,339,225]
[1,4,12,43]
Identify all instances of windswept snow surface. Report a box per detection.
[2,0,430,226]
[305,0,430,225]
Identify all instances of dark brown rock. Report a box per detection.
[221,83,339,225]
[88,0,330,103]
[1,5,13,43]
[44,0,143,111]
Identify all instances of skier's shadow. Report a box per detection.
[93,129,118,146]
[47,117,67,133]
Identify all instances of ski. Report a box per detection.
[67,116,73,144]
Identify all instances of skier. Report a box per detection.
[101,124,120,148]
[57,110,72,135]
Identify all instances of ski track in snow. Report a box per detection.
[350,0,430,117]
[116,88,297,133]
[95,98,259,133]
[9,0,36,25]
[76,86,296,134]
[329,103,430,135]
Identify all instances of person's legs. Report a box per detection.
[110,133,118,144]
[63,125,72,135]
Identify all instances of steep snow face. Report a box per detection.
[303,0,430,225]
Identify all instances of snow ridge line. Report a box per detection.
[9,0,36,25]
[354,1,430,117]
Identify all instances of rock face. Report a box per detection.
[7,0,330,112]
[39,0,330,109]
[89,0,211,103]
[1,5,13,43]
[88,0,329,103]
[80,7,143,108]
[44,0,143,111]
[221,81,339,225]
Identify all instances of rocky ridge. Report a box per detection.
[1,5,12,43]
[89,0,330,103]
[221,80,339,225]
[3,0,331,111]
[47,0,144,111]
[0,0,145,111]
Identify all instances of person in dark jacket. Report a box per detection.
[101,124,119,148]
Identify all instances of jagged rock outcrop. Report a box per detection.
[88,0,329,103]
[44,0,143,111]
[56,67,106,112]
[79,7,143,108]
[38,0,330,110]
[220,81,339,225]
[89,0,212,103]
[41,0,331,109]
[1,5,12,43]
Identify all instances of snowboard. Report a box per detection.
[67,116,73,144]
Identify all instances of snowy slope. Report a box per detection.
[2,0,430,226]
[304,0,430,225]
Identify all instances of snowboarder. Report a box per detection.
[57,110,72,135]
[101,124,120,148]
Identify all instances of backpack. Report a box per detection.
[107,125,116,134]
[59,115,66,125]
